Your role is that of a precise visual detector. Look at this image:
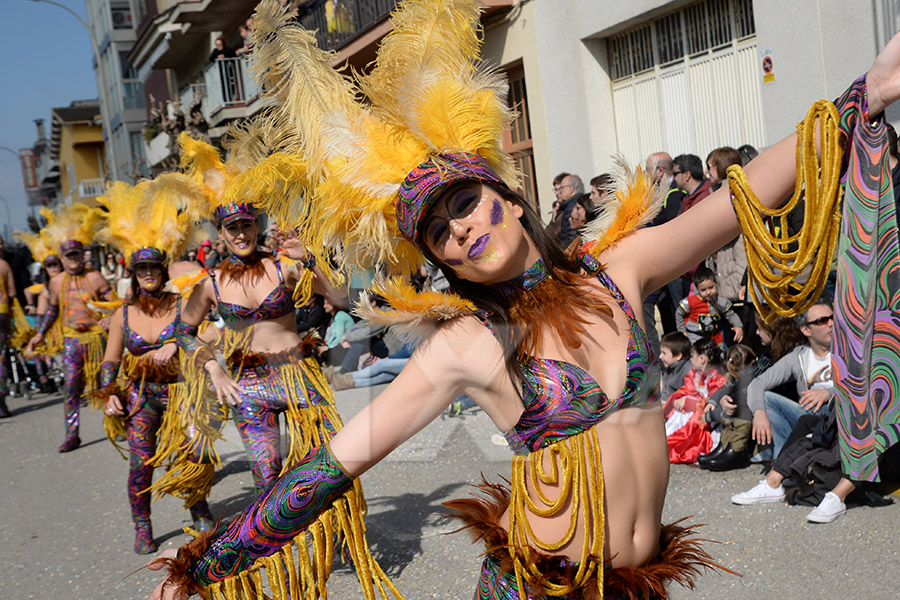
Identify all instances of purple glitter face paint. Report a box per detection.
[490,199,504,226]
[468,234,490,259]
[445,258,464,266]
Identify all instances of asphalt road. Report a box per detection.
[2,385,898,600]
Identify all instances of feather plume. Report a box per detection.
[165,268,209,294]
[41,203,103,254]
[581,156,667,256]
[354,276,476,342]
[95,174,209,264]
[15,229,56,263]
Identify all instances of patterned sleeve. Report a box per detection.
[189,444,353,585]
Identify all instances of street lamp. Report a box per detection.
[0,146,18,158]
[28,0,117,180]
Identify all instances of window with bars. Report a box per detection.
[609,0,755,80]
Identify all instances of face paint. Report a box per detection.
[445,258,463,266]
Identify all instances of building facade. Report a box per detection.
[85,0,146,182]
[121,0,896,215]
[49,100,106,208]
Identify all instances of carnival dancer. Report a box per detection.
[18,227,64,394]
[26,204,112,452]
[0,252,16,417]
[93,178,220,554]
[147,2,900,599]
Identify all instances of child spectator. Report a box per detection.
[659,332,692,405]
[676,266,743,345]
[699,344,759,471]
[664,338,727,464]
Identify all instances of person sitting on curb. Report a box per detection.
[747,299,834,459]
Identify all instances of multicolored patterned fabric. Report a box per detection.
[36,302,58,335]
[60,240,84,252]
[191,444,352,585]
[832,75,900,481]
[131,247,166,266]
[230,359,337,490]
[492,256,551,301]
[396,151,509,246]
[480,266,658,454]
[211,260,293,329]
[124,299,181,354]
[213,202,257,227]
[62,336,88,437]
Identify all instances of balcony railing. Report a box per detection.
[180,82,209,124]
[203,58,260,116]
[298,0,397,52]
[78,178,105,199]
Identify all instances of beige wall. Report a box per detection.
[58,123,105,204]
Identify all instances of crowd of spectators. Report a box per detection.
[554,144,896,525]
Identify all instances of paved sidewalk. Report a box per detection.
[1,385,897,599]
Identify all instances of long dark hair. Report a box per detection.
[420,183,587,386]
[692,337,725,372]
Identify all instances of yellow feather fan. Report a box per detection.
[95,174,210,264]
[40,204,104,254]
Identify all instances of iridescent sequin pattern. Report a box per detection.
[231,361,337,490]
[62,337,88,437]
[396,152,509,246]
[488,269,658,454]
[192,445,352,585]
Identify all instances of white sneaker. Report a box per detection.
[731,480,786,505]
[806,492,847,523]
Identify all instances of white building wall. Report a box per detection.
[497,0,895,218]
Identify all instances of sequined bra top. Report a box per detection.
[211,258,293,328]
[480,263,659,455]
[124,297,181,355]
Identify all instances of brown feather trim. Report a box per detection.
[509,266,613,361]
[131,292,176,318]
[125,354,180,383]
[159,527,219,597]
[443,481,739,600]
[216,252,273,286]
[225,338,315,368]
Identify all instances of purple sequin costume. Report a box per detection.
[115,300,212,529]
[209,257,338,491]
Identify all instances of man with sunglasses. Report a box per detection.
[26,241,113,452]
[742,300,835,460]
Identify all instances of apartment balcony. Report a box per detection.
[78,178,106,200]
[298,0,397,54]
[203,57,263,128]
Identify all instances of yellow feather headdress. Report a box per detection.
[213,0,663,333]
[40,204,104,255]
[15,226,57,265]
[216,0,515,280]
[95,174,211,265]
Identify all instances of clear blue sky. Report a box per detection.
[0,0,99,238]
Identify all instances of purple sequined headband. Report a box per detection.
[214,202,258,227]
[395,151,509,248]
[131,247,166,266]
[60,240,84,253]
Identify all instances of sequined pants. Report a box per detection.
[231,363,336,491]
[125,380,210,523]
[62,336,88,438]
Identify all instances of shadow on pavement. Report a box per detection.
[353,482,471,577]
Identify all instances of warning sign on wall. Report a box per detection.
[761,49,775,84]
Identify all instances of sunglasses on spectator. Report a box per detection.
[672,170,685,176]
[806,315,834,326]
